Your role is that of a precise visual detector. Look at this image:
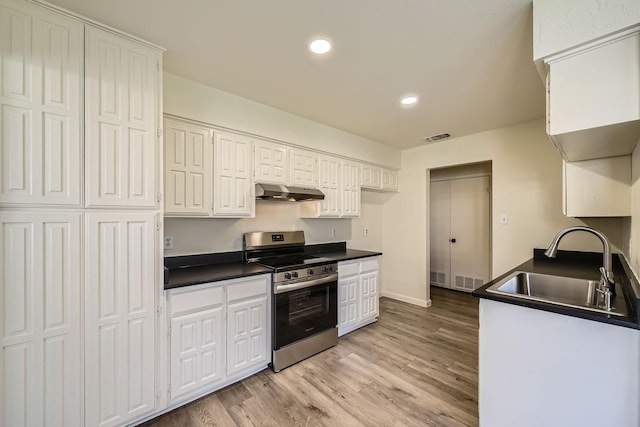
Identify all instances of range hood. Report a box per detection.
[255,183,325,202]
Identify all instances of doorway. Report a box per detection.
[429,162,491,292]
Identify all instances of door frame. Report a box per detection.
[427,161,493,295]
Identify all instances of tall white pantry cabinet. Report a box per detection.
[0,1,164,426]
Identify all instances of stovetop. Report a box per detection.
[254,254,335,272]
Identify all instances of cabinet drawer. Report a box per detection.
[227,276,269,302]
[338,261,359,277]
[360,258,379,273]
[169,284,224,316]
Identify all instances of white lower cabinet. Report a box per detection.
[167,275,270,404]
[338,257,379,337]
[169,284,225,401]
[0,211,82,426]
[84,212,159,427]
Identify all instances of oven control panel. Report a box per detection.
[274,263,338,284]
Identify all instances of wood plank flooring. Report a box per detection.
[143,287,479,427]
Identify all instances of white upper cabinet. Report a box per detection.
[0,211,82,427]
[213,131,254,217]
[361,164,398,192]
[254,139,288,185]
[300,156,361,218]
[0,0,82,206]
[381,168,398,191]
[315,155,341,217]
[164,117,212,216]
[563,156,631,217]
[361,164,382,189]
[85,26,160,208]
[341,160,361,217]
[289,148,318,189]
[84,212,157,427]
[543,26,640,162]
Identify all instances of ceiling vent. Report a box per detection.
[423,133,451,143]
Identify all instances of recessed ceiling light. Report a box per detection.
[401,95,418,105]
[308,38,332,55]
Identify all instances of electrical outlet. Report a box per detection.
[164,235,174,249]
[365,228,370,236]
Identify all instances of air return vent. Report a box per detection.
[423,133,451,143]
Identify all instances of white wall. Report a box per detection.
[382,119,627,306]
[533,0,640,60]
[629,146,640,277]
[163,73,401,168]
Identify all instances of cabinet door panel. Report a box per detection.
[85,212,156,426]
[213,132,254,217]
[360,271,378,320]
[254,140,288,184]
[0,1,82,205]
[289,148,317,188]
[341,160,361,217]
[164,118,212,215]
[86,26,159,208]
[338,275,359,336]
[0,211,81,427]
[169,306,224,401]
[318,155,340,217]
[227,297,267,376]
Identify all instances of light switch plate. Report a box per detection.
[499,214,508,225]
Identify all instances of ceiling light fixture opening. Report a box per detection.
[308,37,332,55]
[401,95,418,106]
[423,133,452,142]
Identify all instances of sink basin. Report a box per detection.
[485,271,628,317]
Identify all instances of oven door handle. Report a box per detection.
[274,273,338,294]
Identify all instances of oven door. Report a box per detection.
[273,274,338,350]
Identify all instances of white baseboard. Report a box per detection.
[381,291,431,308]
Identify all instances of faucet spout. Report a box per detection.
[545,226,614,282]
[544,226,615,310]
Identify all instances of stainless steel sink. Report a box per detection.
[485,271,628,317]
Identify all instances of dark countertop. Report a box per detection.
[473,249,640,330]
[164,242,381,290]
[165,263,272,290]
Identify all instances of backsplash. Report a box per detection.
[164,200,384,256]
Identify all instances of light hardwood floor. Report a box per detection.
[143,287,479,426]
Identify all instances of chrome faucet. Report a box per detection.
[544,226,615,311]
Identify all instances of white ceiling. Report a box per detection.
[47,0,546,150]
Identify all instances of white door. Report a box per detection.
[213,131,254,217]
[170,307,225,401]
[0,211,82,426]
[430,180,452,288]
[84,212,157,426]
[430,176,490,292]
[85,26,160,208]
[164,118,212,215]
[0,1,83,206]
[226,296,268,376]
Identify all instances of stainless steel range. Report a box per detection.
[243,231,338,372]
